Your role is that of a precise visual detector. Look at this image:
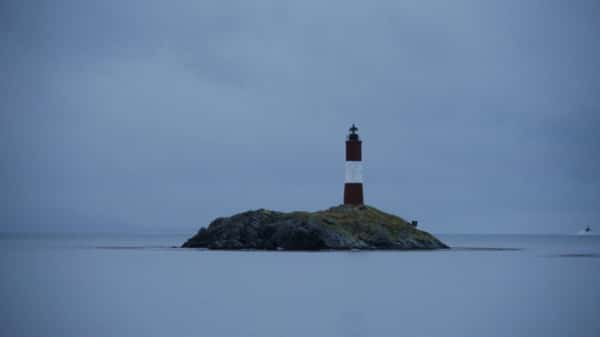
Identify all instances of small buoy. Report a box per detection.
[576,226,593,235]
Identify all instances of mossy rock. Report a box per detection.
[182,205,449,250]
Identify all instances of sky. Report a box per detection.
[1,0,599,234]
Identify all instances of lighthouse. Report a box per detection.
[344,124,364,205]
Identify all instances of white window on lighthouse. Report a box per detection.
[345,162,363,183]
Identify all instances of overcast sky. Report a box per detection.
[1,0,599,234]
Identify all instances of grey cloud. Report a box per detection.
[1,0,599,233]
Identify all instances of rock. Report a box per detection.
[181,205,449,250]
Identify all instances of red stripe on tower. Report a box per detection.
[344,124,364,205]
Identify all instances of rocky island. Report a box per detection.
[182,205,449,250]
[183,125,449,251]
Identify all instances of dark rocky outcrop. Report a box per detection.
[182,205,448,250]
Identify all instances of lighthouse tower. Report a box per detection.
[344,124,364,205]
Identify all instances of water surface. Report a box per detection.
[1,233,599,337]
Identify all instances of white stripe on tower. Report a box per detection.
[345,162,363,183]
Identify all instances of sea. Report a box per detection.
[1,233,599,337]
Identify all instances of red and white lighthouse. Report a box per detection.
[344,124,364,205]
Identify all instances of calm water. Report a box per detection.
[1,233,599,337]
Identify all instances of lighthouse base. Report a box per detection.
[344,183,364,205]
